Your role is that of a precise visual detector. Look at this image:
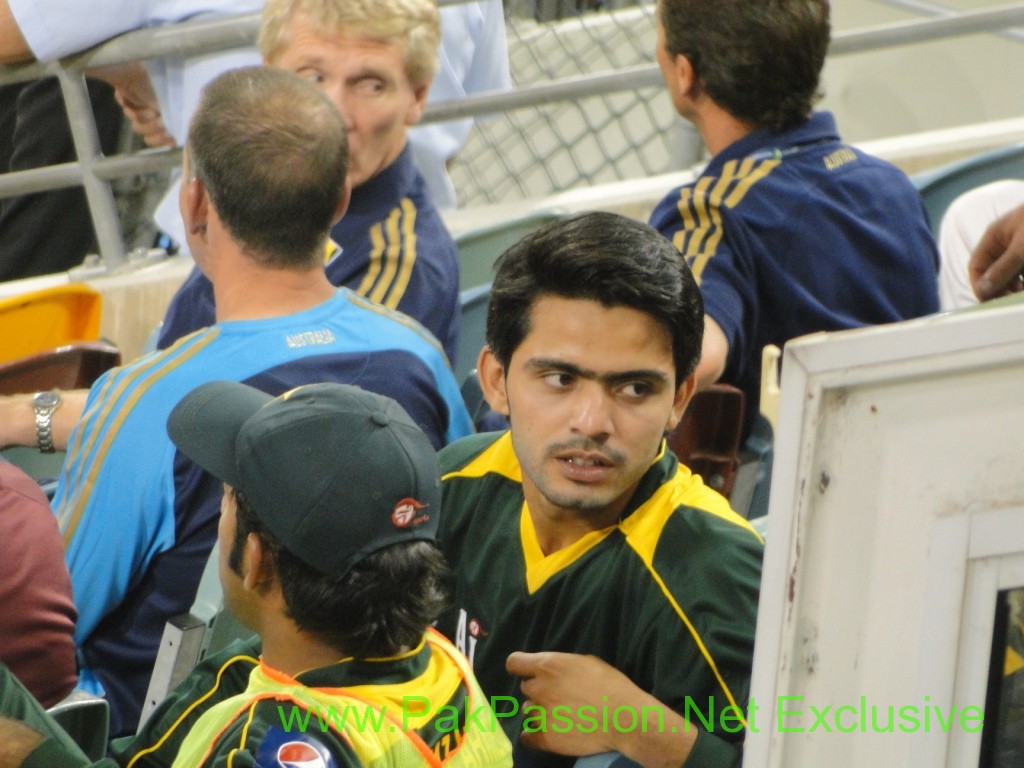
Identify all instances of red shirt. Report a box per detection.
[0,461,77,707]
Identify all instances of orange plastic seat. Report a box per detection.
[0,285,102,365]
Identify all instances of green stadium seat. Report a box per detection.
[455,208,568,291]
[912,142,1024,233]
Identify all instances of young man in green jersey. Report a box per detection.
[436,211,764,768]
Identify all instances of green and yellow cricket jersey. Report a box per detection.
[437,431,764,768]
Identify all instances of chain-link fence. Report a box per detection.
[450,0,701,208]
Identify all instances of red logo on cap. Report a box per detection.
[392,498,430,528]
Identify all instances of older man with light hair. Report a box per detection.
[158,0,463,366]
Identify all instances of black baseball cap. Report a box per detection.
[167,381,441,575]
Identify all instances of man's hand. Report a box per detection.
[506,651,695,768]
[969,203,1024,301]
[92,62,176,148]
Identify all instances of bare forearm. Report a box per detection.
[0,0,33,65]
[695,315,728,391]
[90,61,175,147]
[0,391,88,451]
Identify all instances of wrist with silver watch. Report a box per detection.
[32,389,62,454]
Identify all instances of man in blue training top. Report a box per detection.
[0,65,470,737]
[649,0,939,463]
[158,0,462,365]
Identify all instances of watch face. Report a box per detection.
[34,391,60,409]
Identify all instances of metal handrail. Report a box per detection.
[876,0,1024,44]
[830,2,1024,54]
[427,3,1024,122]
[0,0,467,85]
[2,1,1024,272]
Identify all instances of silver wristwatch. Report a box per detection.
[32,390,62,454]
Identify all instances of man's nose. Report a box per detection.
[569,384,614,439]
[322,85,352,127]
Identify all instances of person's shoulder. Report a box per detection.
[406,171,458,248]
[439,430,507,475]
[804,115,914,190]
[356,156,458,263]
[400,183,460,274]
[812,143,927,222]
[0,461,63,555]
[124,636,261,763]
[336,290,449,357]
[628,462,763,566]
[657,497,764,583]
[224,702,364,768]
[674,469,761,542]
[841,143,916,181]
[624,475,763,613]
[649,176,700,233]
[103,327,232,401]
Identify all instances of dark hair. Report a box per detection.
[486,211,704,385]
[230,490,451,657]
[188,66,349,266]
[658,0,830,132]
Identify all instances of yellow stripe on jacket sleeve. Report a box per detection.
[357,200,419,311]
[724,157,780,208]
[125,652,258,768]
[675,156,782,284]
[384,198,418,309]
[358,225,387,295]
[368,206,404,306]
[60,332,218,543]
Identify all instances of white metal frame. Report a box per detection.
[745,299,1024,768]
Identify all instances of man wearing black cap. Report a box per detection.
[0,381,511,768]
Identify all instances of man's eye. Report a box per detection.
[296,68,325,84]
[356,79,385,95]
[621,382,655,398]
[542,372,573,389]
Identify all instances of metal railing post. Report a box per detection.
[52,64,127,269]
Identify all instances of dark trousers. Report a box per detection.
[0,77,123,282]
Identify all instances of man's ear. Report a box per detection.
[665,372,698,433]
[476,346,510,417]
[333,177,353,225]
[181,176,210,238]
[241,533,276,593]
[670,52,701,102]
[405,79,431,126]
